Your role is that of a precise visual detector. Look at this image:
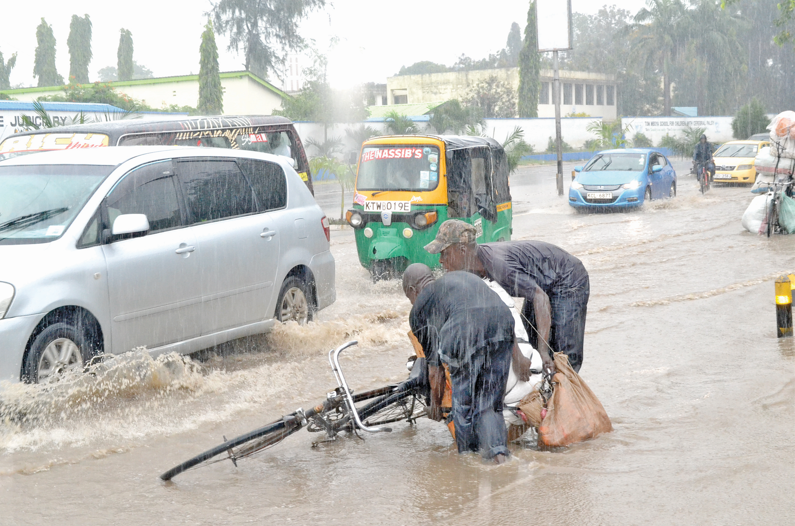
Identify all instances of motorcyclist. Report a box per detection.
[693,134,715,182]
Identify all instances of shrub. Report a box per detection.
[732,98,770,139]
[632,132,652,147]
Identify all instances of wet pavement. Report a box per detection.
[1,160,793,525]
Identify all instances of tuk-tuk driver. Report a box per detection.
[425,220,590,373]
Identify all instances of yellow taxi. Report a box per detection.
[713,140,769,184]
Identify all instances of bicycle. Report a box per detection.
[695,161,711,195]
[753,179,795,237]
[160,341,428,481]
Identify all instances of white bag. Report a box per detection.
[768,111,795,159]
[742,194,770,234]
[754,146,795,176]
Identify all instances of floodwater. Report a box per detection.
[1,160,793,525]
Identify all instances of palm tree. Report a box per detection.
[626,0,687,116]
[384,111,418,135]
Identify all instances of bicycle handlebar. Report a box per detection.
[328,341,392,434]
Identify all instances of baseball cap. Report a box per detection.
[424,219,478,254]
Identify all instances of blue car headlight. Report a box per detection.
[622,180,641,190]
[571,181,583,190]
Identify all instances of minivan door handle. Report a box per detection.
[175,245,195,255]
[260,229,277,239]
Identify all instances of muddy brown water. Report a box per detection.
[1,161,793,525]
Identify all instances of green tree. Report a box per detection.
[518,2,540,118]
[97,62,154,81]
[467,76,516,118]
[384,111,419,135]
[211,0,325,80]
[428,99,480,134]
[626,0,687,116]
[396,61,449,76]
[117,29,134,81]
[33,18,63,87]
[198,21,223,115]
[67,14,92,84]
[0,50,17,90]
[505,22,523,67]
[732,98,770,138]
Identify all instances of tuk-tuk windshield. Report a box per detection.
[357,145,440,191]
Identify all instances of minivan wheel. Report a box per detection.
[23,322,91,384]
[276,277,313,325]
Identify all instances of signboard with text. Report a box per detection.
[536,0,573,52]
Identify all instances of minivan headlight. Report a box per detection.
[622,180,641,190]
[0,282,15,319]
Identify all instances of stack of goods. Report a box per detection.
[756,111,795,177]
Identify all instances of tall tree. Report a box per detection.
[198,20,224,115]
[0,50,17,90]
[67,14,92,83]
[117,29,134,81]
[626,0,687,116]
[33,18,63,87]
[211,0,326,80]
[518,1,541,118]
[505,22,523,67]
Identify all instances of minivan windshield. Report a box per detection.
[583,153,647,172]
[357,145,441,191]
[0,164,113,245]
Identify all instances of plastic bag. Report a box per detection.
[754,146,795,176]
[536,353,612,448]
[778,194,795,234]
[742,194,770,234]
[768,111,795,159]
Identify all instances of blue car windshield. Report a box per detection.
[584,154,646,172]
[0,164,112,245]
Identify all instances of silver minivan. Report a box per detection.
[0,146,335,383]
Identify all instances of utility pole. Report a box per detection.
[553,50,563,196]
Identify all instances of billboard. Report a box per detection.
[536,0,573,52]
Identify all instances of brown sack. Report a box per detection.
[517,389,546,428]
[538,353,612,448]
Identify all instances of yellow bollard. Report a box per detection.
[775,275,793,338]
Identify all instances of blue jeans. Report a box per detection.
[449,340,512,459]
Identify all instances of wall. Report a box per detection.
[621,116,735,145]
[293,117,603,160]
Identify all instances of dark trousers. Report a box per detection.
[523,278,590,372]
[449,340,512,459]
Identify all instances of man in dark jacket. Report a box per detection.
[403,263,514,463]
[425,220,590,373]
[693,134,715,181]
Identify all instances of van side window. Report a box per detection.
[237,159,287,211]
[177,160,257,222]
[105,161,182,234]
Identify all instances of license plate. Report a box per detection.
[714,173,732,179]
[364,201,411,212]
[586,192,613,200]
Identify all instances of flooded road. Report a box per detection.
[2,160,793,525]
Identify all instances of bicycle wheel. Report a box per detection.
[361,391,426,426]
[699,171,706,194]
[767,193,776,237]
[160,416,300,481]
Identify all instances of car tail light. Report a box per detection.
[321,216,330,242]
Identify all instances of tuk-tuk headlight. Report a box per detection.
[364,227,374,238]
[347,211,363,228]
[413,211,438,229]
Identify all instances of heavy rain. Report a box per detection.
[0,1,794,524]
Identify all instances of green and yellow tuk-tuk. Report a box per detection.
[346,135,513,280]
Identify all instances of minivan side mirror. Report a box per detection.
[112,214,150,236]
[574,166,583,172]
[286,157,296,169]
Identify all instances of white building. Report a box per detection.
[0,71,290,116]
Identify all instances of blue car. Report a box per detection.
[568,149,677,210]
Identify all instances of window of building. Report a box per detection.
[607,86,615,106]
[392,89,408,104]
[596,85,604,105]
[563,83,573,105]
[540,82,550,105]
[586,85,594,105]
[575,84,583,105]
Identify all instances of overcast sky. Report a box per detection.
[1,0,649,90]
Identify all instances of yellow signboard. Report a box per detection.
[0,133,110,154]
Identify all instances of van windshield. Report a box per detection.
[357,145,440,191]
[0,164,112,245]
